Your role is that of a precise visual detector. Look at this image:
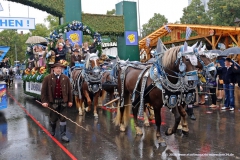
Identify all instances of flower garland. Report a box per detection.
[48,21,102,56]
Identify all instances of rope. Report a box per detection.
[36,100,88,131]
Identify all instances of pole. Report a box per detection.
[28,6,29,18]
[137,0,141,37]
[15,43,17,62]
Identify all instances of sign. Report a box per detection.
[66,30,83,46]
[101,42,117,48]
[26,82,42,95]
[125,31,138,45]
[0,83,7,110]
[101,37,111,43]
[0,17,35,29]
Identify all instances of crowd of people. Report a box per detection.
[27,34,97,69]
[188,57,240,120]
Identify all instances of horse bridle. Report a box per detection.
[194,49,217,79]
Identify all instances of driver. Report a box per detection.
[70,49,82,68]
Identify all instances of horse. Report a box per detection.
[72,53,103,118]
[113,41,199,146]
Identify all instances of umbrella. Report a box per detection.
[25,36,48,44]
[222,47,240,55]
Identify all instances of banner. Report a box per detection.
[66,31,83,46]
[0,46,10,62]
[125,31,138,46]
[0,17,35,29]
[26,82,42,95]
[0,83,7,110]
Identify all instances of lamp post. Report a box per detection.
[137,0,141,37]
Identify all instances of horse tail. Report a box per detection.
[101,90,107,101]
[114,93,131,127]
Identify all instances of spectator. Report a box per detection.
[207,76,217,108]
[216,58,224,101]
[65,39,72,62]
[217,58,235,111]
[55,43,67,62]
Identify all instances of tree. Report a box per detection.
[0,30,29,65]
[44,15,59,31]
[106,9,115,15]
[180,0,211,24]
[30,23,49,37]
[208,0,240,26]
[141,13,168,37]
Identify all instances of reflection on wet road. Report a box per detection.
[0,80,240,160]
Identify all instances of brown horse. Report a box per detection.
[72,53,103,118]
[114,42,199,146]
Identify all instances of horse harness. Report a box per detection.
[72,54,103,99]
[117,47,200,121]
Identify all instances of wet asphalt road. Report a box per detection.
[0,80,240,160]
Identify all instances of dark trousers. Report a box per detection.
[209,87,216,105]
[223,84,235,108]
[50,103,67,123]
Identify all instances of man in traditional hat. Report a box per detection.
[41,63,73,142]
[70,49,82,68]
[217,58,235,111]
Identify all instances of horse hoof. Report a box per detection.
[182,130,189,136]
[176,129,182,136]
[85,107,90,112]
[149,115,155,120]
[94,112,98,118]
[144,122,150,127]
[165,128,173,136]
[79,108,83,116]
[120,124,125,132]
[157,137,166,147]
[135,127,143,136]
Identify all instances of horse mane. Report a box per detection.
[162,46,181,68]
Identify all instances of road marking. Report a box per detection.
[7,91,77,160]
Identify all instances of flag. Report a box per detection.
[146,38,150,47]
[0,46,10,62]
[186,27,192,40]
[164,25,171,33]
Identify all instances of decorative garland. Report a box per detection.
[48,20,102,56]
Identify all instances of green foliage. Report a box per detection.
[141,13,168,37]
[180,0,211,24]
[30,23,49,37]
[44,15,60,31]
[8,0,64,17]
[0,30,29,65]
[50,20,103,56]
[208,0,240,26]
[82,13,124,36]
[106,9,116,15]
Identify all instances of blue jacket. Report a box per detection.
[217,65,236,84]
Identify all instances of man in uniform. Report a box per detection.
[41,63,73,142]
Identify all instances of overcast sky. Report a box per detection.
[0,0,188,32]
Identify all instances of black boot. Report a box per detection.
[50,122,56,136]
[60,124,69,142]
[187,107,196,120]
